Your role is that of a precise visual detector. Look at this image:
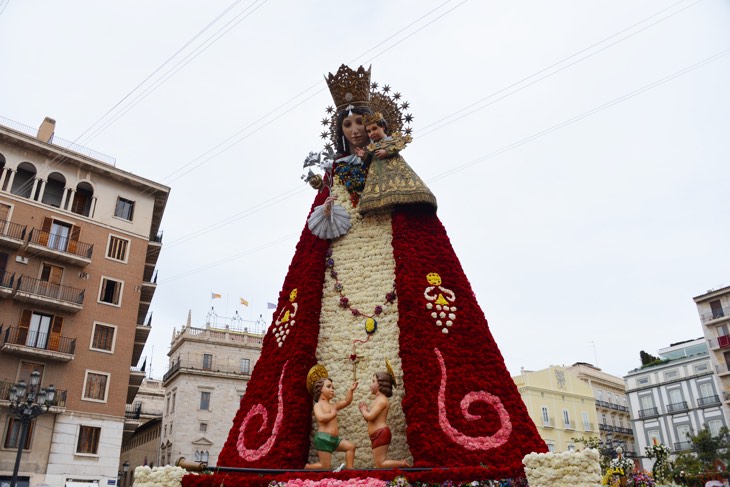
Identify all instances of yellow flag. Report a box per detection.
[240,298,249,306]
[211,293,222,299]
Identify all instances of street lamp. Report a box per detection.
[122,460,130,487]
[8,370,55,487]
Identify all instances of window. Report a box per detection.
[4,417,34,449]
[546,443,555,452]
[166,396,170,414]
[647,429,661,445]
[90,323,115,352]
[169,421,173,435]
[200,391,211,410]
[99,277,123,305]
[171,392,176,412]
[83,371,109,402]
[241,358,251,375]
[106,235,129,262]
[76,425,101,454]
[199,423,208,433]
[48,220,72,251]
[163,425,167,437]
[699,382,715,398]
[541,407,549,424]
[582,412,591,430]
[664,370,678,380]
[203,354,213,371]
[201,451,209,462]
[711,300,725,319]
[563,410,570,427]
[695,363,709,373]
[708,419,723,437]
[114,197,135,221]
[636,376,649,385]
[602,413,607,425]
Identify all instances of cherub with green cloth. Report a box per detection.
[305,365,358,470]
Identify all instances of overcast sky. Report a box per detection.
[2,0,729,381]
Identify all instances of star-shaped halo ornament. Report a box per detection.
[326,106,335,114]
[371,82,379,89]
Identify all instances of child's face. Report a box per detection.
[370,375,379,395]
[322,379,335,400]
[366,123,386,142]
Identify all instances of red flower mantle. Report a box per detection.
[211,196,546,482]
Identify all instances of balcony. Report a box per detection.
[698,395,721,407]
[563,420,576,430]
[163,357,254,385]
[25,227,93,266]
[127,365,146,404]
[13,275,84,313]
[599,423,615,432]
[638,407,659,418]
[702,305,730,323]
[596,400,630,412]
[139,271,157,305]
[132,316,152,367]
[674,441,693,452]
[667,401,689,413]
[0,326,76,361]
[0,380,68,412]
[709,335,730,350]
[583,421,594,432]
[0,220,27,248]
[0,270,14,298]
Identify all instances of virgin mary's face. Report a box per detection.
[341,113,368,149]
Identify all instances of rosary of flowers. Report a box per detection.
[325,246,396,335]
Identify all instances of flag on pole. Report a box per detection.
[240,298,249,306]
[267,302,277,309]
[211,293,222,299]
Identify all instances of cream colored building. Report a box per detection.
[0,116,168,487]
[695,285,730,422]
[159,311,263,467]
[513,365,600,452]
[566,362,636,456]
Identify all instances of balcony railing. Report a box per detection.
[710,335,730,349]
[674,441,693,452]
[638,407,659,418]
[667,401,689,413]
[0,219,27,241]
[1,326,76,355]
[583,421,594,432]
[28,228,93,259]
[698,395,721,407]
[702,305,730,323]
[0,270,14,290]
[596,400,630,412]
[125,403,163,420]
[163,357,253,383]
[0,380,68,408]
[563,420,576,430]
[15,275,85,305]
[542,417,555,428]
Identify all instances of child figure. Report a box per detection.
[355,112,437,215]
[305,377,358,470]
[358,371,411,468]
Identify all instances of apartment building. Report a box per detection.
[513,365,600,452]
[159,311,263,468]
[0,116,169,486]
[119,378,164,487]
[695,285,730,422]
[624,338,726,470]
[566,362,637,456]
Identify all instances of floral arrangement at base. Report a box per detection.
[181,466,527,487]
[522,448,602,487]
[132,465,187,487]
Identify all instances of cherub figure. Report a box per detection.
[358,370,411,468]
[305,377,358,470]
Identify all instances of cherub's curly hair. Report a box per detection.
[375,371,395,398]
[312,378,331,402]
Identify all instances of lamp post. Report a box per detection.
[122,460,129,487]
[8,370,55,487]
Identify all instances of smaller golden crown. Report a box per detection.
[325,65,371,111]
[362,112,385,127]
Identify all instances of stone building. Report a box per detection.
[513,365,600,452]
[624,338,726,470]
[0,116,169,486]
[159,310,264,467]
[566,362,636,456]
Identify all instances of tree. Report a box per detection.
[689,425,730,468]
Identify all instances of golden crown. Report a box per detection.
[325,65,371,110]
[362,112,385,127]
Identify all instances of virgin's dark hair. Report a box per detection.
[335,106,373,156]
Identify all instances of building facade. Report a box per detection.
[624,338,726,470]
[566,362,636,456]
[0,116,169,486]
[119,378,164,487]
[513,365,600,452]
[695,285,730,422]
[159,312,263,468]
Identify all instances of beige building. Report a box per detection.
[159,311,263,468]
[695,285,730,422]
[513,365,600,452]
[566,362,636,456]
[119,378,164,487]
[0,116,169,486]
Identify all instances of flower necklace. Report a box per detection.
[325,246,396,335]
[334,157,370,207]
